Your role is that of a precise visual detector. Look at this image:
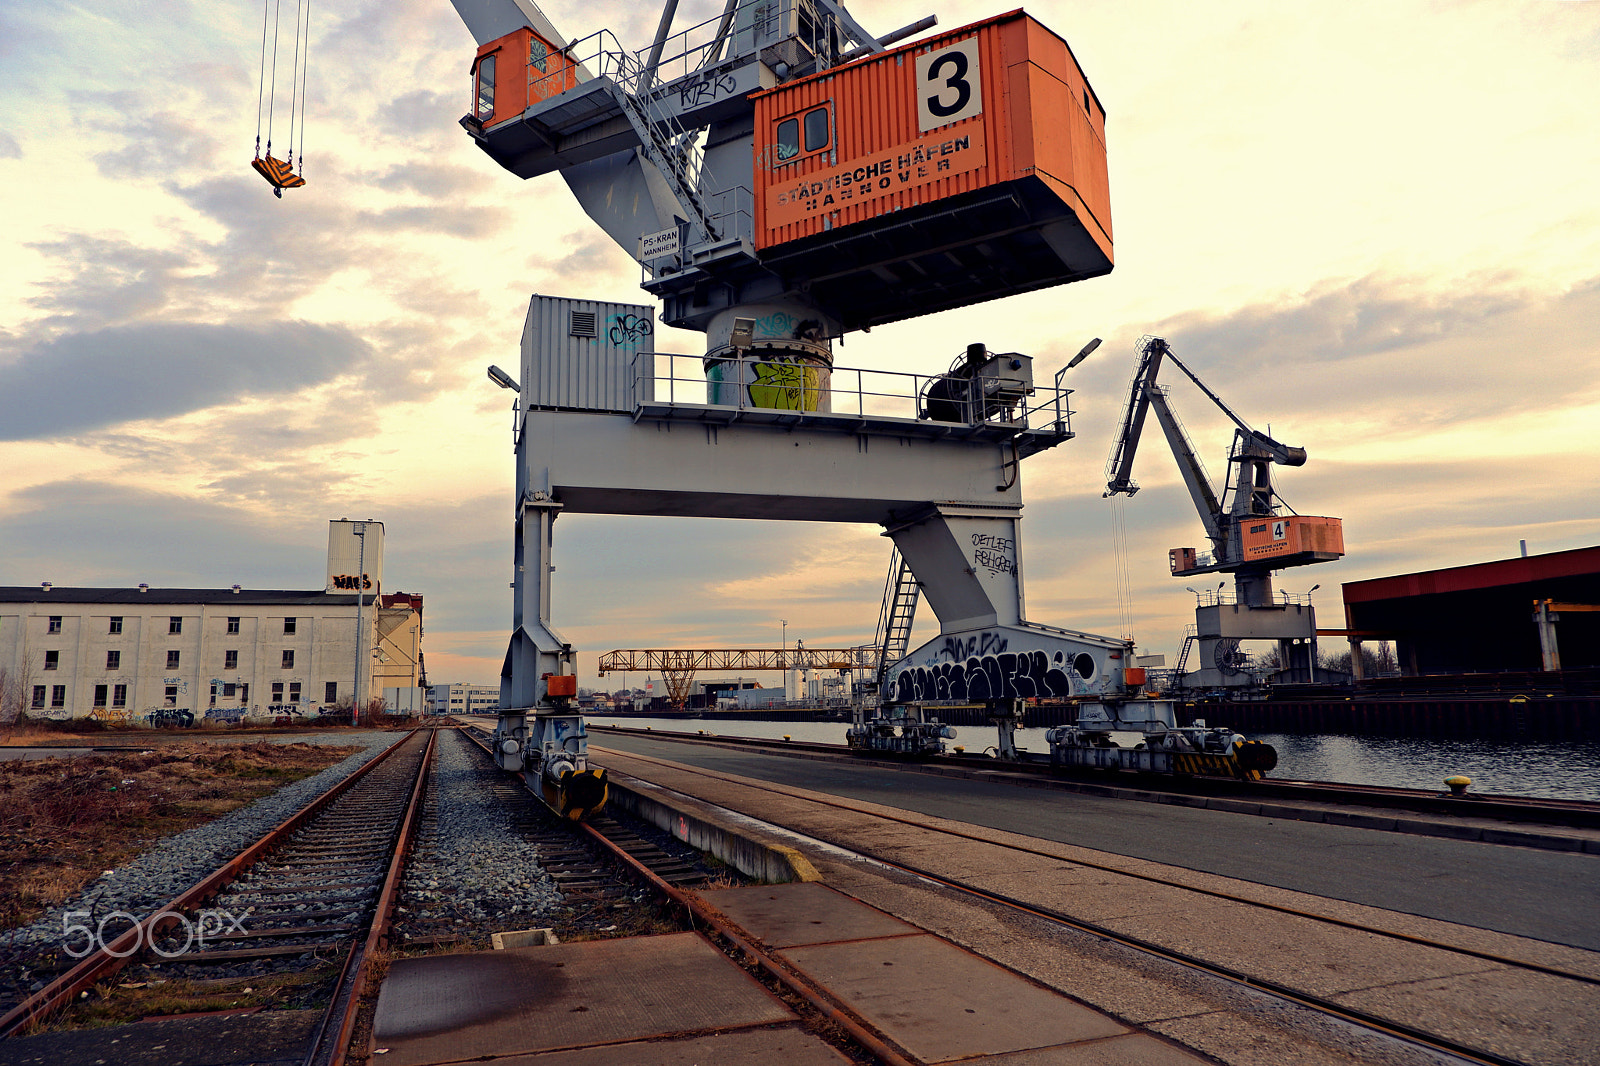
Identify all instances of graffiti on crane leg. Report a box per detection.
[937,632,1008,662]
[894,648,1099,702]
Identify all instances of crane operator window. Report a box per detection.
[774,105,831,164]
[475,54,496,121]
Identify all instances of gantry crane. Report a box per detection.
[1104,337,1344,688]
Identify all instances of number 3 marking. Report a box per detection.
[926,51,970,118]
[916,39,983,132]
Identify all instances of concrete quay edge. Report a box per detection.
[605,776,822,883]
[594,730,1600,855]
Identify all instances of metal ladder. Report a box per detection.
[1173,623,1198,679]
[610,64,719,242]
[873,548,920,693]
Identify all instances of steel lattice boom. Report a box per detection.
[597,648,878,674]
[597,647,879,711]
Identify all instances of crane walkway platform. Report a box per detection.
[371,881,1202,1065]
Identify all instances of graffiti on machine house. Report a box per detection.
[970,533,1016,576]
[749,360,823,410]
[607,313,653,347]
[893,646,1099,703]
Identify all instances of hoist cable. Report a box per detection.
[1112,497,1134,644]
[265,0,284,155]
[294,0,311,173]
[286,0,304,163]
[255,0,271,156]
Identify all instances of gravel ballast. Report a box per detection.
[399,730,562,930]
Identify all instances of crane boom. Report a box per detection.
[1103,336,1340,583]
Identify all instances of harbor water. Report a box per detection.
[590,716,1600,802]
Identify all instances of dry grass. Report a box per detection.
[0,742,360,931]
[62,965,342,1028]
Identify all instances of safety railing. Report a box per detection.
[1189,588,1318,608]
[633,351,1076,432]
[644,0,831,86]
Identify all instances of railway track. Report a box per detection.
[453,725,732,899]
[592,743,1600,1066]
[0,728,436,1065]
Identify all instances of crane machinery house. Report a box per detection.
[457,6,1111,336]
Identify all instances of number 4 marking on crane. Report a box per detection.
[1272,520,1288,540]
[916,39,984,133]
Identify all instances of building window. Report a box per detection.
[47,616,62,634]
[325,681,339,702]
[284,617,297,635]
[223,683,236,698]
[169,616,183,634]
[167,650,181,670]
[209,683,217,706]
[112,684,127,708]
[289,682,301,703]
[93,684,108,707]
[51,685,66,708]
[44,650,59,670]
[31,685,45,709]
[109,616,123,635]
[164,685,178,706]
[227,616,240,634]
[224,649,238,670]
[240,683,249,703]
[106,650,120,671]
[271,682,284,703]
[282,650,294,669]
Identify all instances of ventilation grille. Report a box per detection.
[569,310,597,338]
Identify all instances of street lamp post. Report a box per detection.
[780,619,788,702]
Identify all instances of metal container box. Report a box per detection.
[749,10,1112,329]
[520,295,656,413]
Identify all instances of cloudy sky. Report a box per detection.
[2,0,1597,688]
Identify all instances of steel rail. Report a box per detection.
[594,745,1600,988]
[454,726,918,1066]
[591,750,1567,1066]
[864,834,1528,1066]
[578,818,919,1066]
[0,729,419,1039]
[313,726,437,1066]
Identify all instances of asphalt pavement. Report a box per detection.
[594,732,1600,951]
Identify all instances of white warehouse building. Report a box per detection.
[428,683,500,717]
[0,521,425,726]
